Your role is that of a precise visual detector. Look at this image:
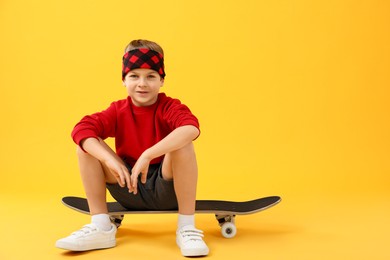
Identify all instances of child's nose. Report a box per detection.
[138,77,148,87]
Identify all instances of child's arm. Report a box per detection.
[130,125,199,194]
[81,137,132,191]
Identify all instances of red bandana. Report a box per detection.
[122,48,165,80]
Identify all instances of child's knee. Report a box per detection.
[170,143,197,167]
[76,145,88,158]
[173,142,195,159]
[181,142,195,153]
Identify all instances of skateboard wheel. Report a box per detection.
[221,222,237,238]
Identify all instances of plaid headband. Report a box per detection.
[122,48,166,80]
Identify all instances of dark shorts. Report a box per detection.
[106,163,178,210]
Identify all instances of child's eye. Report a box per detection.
[147,75,156,79]
[129,74,138,78]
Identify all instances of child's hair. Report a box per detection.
[124,39,164,56]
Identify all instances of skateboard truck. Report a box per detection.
[110,215,124,228]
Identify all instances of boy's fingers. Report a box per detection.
[120,173,126,186]
[123,168,131,189]
[141,171,147,184]
[111,169,124,187]
[130,171,139,194]
[127,176,134,193]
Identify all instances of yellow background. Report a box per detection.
[1,0,389,259]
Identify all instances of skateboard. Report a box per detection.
[62,196,281,238]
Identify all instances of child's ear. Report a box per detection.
[122,81,126,86]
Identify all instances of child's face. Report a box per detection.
[123,68,164,107]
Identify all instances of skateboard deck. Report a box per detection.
[62,196,281,238]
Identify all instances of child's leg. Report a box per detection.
[162,142,209,256]
[56,140,118,251]
[76,139,118,215]
[162,142,198,215]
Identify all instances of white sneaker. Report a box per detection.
[176,225,209,257]
[56,223,117,251]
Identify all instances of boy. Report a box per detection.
[56,39,209,257]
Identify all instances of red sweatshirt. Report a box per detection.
[71,93,200,166]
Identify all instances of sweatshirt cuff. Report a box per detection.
[72,130,99,153]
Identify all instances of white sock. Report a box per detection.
[91,214,112,231]
[177,214,195,230]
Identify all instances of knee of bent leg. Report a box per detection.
[76,145,87,158]
[173,142,196,159]
[183,142,195,153]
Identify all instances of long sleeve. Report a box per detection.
[71,102,118,146]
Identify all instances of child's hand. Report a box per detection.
[104,158,132,190]
[81,137,132,190]
[130,153,152,195]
